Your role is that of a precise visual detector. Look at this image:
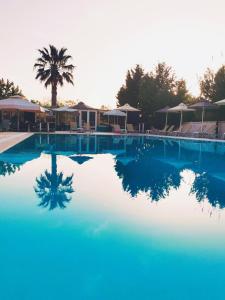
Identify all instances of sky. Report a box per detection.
[1,0,225,108]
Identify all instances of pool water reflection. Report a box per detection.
[1,134,225,299]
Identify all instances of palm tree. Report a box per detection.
[34,45,75,108]
[34,154,74,210]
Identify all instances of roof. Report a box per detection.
[52,106,78,113]
[0,96,45,112]
[72,101,98,111]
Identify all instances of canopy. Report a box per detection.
[52,106,78,113]
[189,100,217,132]
[215,99,225,106]
[116,103,140,112]
[0,95,45,112]
[104,109,126,117]
[168,103,195,132]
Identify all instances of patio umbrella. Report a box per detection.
[168,103,195,132]
[215,99,225,105]
[116,103,140,130]
[155,106,170,129]
[189,99,217,132]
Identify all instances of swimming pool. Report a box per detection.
[1,134,225,299]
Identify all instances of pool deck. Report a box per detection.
[0,132,34,153]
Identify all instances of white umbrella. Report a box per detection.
[189,100,217,132]
[116,103,140,130]
[215,99,225,105]
[168,103,195,132]
[116,103,140,112]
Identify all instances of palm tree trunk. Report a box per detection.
[51,154,57,177]
[51,82,57,108]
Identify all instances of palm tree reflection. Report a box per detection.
[0,161,20,176]
[34,154,74,210]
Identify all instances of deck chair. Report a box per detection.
[70,122,77,131]
[146,124,169,135]
[112,124,122,133]
[127,124,138,133]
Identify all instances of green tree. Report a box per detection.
[0,78,23,100]
[117,64,144,107]
[199,68,216,100]
[138,63,191,126]
[34,45,75,108]
[214,65,225,101]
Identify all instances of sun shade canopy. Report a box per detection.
[215,99,225,106]
[168,103,195,112]
[189,99,217,109]
[116,103,140,112]
[0,95,45,112]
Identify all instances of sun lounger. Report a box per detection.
[112,124,125,134]
[127,123,138,133]
[70,122,77,131]
[146,125,169,135]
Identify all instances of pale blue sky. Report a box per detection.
[1,0,225,107]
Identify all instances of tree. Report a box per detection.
[117,64,144,107]
[34,45,75,108]
[34,154,74,210]
[0,78,23,99]
[214,65,225,101]
[199,68,216,101]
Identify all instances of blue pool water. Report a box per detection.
[1,134,225,300]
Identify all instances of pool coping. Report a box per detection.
[0,132,34,153]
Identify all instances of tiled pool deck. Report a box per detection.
[0,132,34,153]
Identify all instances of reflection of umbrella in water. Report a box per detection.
[116,155,136,166]
[69,155,93,165]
